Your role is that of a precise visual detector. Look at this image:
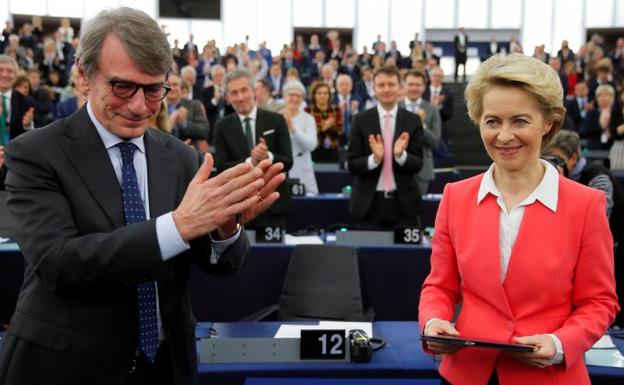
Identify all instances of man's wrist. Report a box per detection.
[217,215,241,239]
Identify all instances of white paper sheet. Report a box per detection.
[274,321,373,338]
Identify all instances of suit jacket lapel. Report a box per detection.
[255,109,265,145]
[230,115,249,153]
[144,129,177,217]
[60,107,125,229]
[370,108,381,137]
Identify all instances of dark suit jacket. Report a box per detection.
[8,91,36,139]
[175,98,210,142]
[55,96,78,119]
[201,85,233,143]
[422,86,454,122]
[453,34,468,62]
[214,108,293,217]
[347,106,424,221]
[0,106,248,385]
[564,97,586,131]
[580,105,623,150]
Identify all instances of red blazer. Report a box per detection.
[419,173,619,385]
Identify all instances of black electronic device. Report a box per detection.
[349,329,372,362]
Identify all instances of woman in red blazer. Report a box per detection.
[419,53,619,385]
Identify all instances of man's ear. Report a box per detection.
[76,59,90,91]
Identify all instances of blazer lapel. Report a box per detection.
[144,129,177,217]
[60,107,125,229]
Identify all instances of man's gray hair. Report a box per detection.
[0,54,18,73]
[76,7,172,78]
[543,130,582,158]
[224,69,254,93]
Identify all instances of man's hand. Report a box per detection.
[393,131,409,157]
[507,334,556,368]
[22,107,34,127]
[0,146,4,169]
[251,137,269,165]
[368,134,384,163]
[176,106,189,125]
[172,153,266,241]
[239,159,286,225]
[212,85,221,102]
[415,108,427,123]
[423,319,463,355]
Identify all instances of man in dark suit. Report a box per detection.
[166,72,210,152]
[0,55,35,144]
[201,64,232,143]
[332,74,362,146]
[347,65,424,229]
[564,81,590,131]
[453,27,468,83]
[0,8,284,385]
[215,69,293,228]
[422,66,454,122]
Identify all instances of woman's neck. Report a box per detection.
[493,160,546,212]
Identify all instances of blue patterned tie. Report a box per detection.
[117,142,159,363]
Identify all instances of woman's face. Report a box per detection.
[479,86,552,174]
[596,91,614,110]
[314,86,330,106]
[285,90,303,110]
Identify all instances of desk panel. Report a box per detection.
[197,322,439,385]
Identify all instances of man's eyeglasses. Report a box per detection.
[108,79,172,102]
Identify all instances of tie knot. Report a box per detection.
[385,113,392,120]
[117,142,138,163]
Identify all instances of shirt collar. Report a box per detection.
[377,103,398,118]
[86,102,145,153]
[405,97,422,106]
[237,105,258,122]
[477,159,559,212]
[1,89,11,99]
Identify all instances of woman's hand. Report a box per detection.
[507,334,556,368]
[423,319,463,355]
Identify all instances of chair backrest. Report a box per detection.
[277,244,369,321]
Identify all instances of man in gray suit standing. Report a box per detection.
[400,70,442,194]
[0,7,284,385]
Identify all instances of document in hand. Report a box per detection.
[420,335,534,352]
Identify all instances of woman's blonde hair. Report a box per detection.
[465,53,566,148]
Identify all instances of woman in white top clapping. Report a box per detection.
[280,80,319,195]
